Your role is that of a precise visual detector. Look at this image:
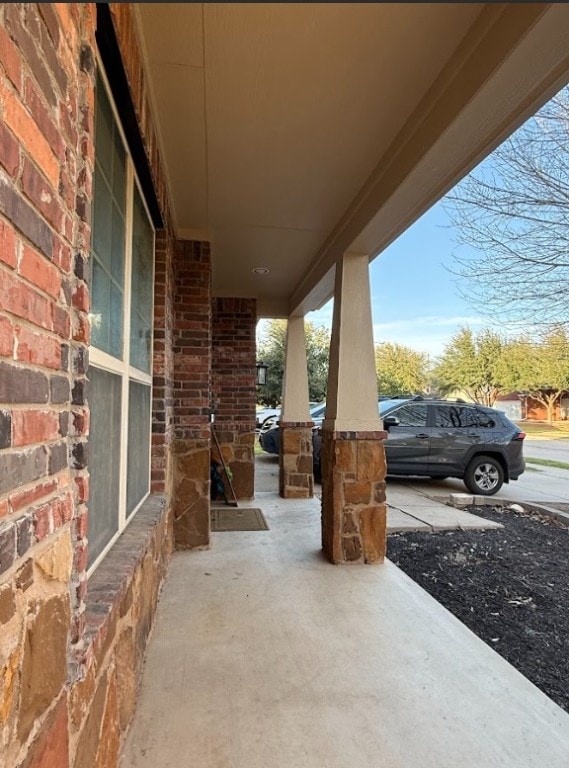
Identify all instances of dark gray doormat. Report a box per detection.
[211,507,269,532]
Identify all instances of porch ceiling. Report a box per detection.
[134,3,569,317]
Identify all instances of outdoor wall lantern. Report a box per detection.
[256,361,268,386]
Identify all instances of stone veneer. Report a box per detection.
[279,423,315,499]
[320,430,387,564]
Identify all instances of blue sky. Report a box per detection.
[306,200,486,360]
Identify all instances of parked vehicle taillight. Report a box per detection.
[514,431,526,440]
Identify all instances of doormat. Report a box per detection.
[211,507,269,532]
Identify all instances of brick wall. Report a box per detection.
[0,4,178,767]
[0,3,96,764]
[211,298,257,499]
[170,239,212,548]
[151,228,175,493]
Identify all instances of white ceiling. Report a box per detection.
[135,3,569,317]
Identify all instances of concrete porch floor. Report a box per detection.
[121,490,569,767]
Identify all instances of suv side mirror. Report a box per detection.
[383,415,400,429]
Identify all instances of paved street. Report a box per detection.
[524,438,569,462]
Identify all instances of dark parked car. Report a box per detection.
[261,397,526,496]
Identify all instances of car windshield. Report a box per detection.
[379,398,410,415]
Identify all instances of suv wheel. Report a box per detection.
[464,455,504,495]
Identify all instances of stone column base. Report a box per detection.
[170,438,210,549]
[279,422,314,499]
[321,430,387,564]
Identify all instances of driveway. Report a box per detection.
[387,461,569,506]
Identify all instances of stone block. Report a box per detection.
[18,595,70,742]
[334,440,355,472]
[175,446,209,481]
[15,558,34,592]
[342,512,358,535]
[284,487,312,499]
[115,627,136,730]
[174,497,210,550]
[0,583,16,624]
[69,662,96,732]
[356,440,386,482]
[36,529,72,582]
[342,535,362,562]
[0,645,20,725]
[74,671,108,768]
[297,455,313,475]
[25,694,69,768]
[359,505,386,564]
[344,481,371,505]
[95,669,120,768]
[282,429,301,453]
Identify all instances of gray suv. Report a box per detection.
[264,397,526,496]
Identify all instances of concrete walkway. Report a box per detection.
[121,490,569,767]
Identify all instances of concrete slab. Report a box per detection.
[121,493,569,768]
[401,505,503,531]
[386,506,431,532]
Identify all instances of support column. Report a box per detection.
[321,253,387,563]
[279,316,314,498]
[171,240,212,550]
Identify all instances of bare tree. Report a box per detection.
[445,86,569,330]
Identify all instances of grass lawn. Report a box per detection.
[515,420,569,440]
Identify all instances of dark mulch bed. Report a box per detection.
[388,504,569,712]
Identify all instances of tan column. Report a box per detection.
[321,253,387,563]
[279,316,314,499]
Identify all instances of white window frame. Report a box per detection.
[88,57,155,575]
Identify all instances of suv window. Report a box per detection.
[392,404,428,427]
[435,405,496,428]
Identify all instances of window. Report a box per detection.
[434,406,495,429]
[88,69,154,571]
[392,404,428,427]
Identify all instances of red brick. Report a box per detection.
[15,325,61,369]
[20,244,62,299]
[72,284,89,312]
[0,218,18,269]
[52,493,72,528]
[52,239,71,274]
[72,314,89,344]
[52,305,70,339]
[0,499,9,519]
[34,503,52,541]
[21,159,63,232]
[0,120,20,178]
[10,479,58,513]
[72,410,89,437]
[0,268,52,330]
[23,78,65,161]
[0,315,14,356]
[12,409,60,446]
[74,543,88,573]
[75,476,89,505]
[0,25,22,91]
[3,88,59,187]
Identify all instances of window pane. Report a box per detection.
[127,380,151,514]
[393,404,428,427]
[129,187,154,373]
[88,366,122,566]
[91,74,126,358]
